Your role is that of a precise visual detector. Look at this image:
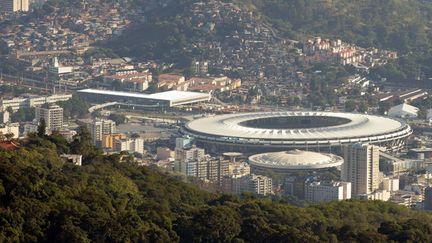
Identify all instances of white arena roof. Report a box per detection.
[181,111,412,151]
[77,89,210,107]
[249,150,344,170]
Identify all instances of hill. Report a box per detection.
[0,130,432,241]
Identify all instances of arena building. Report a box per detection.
[248,150,344,174]
[77,89,210,108]
[181,111,412,153]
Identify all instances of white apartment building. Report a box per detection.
[0,123,19,139]
[305,181,352,203]
[232,174,272,196]
[113,138,144,154]
[0,94,72,111]
[85,119,116,144]
[342,144,380,197]
[35,105,63,131]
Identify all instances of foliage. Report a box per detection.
[0,134,432,241]
[10,107,35,123]
[57,95,90,119]
[108,113,127,125]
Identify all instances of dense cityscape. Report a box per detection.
[2,0,432,241]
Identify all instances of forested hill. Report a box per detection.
[0,130,432,241]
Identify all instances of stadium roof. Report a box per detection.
[77,89,210,106]
[249,150,344,170]
[185,111,409,140]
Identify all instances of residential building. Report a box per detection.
[0,123,19,139]
[175,136,194,149]
[102,133,126,149]
[60,154,83,166]
[304,181,352,203]
[35,105,63,131]
[104,71,152,91]
[85,119,116,145]
[342,144,380,197]
[0,94,72,111]
[1,0,29,13]
[156,147,174,160]
[113,137,144,154]
[424,187,432,210]
[233,174,272,196]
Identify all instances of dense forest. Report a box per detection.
[0,129,431,241]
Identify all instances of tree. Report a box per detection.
[38,118,46,137]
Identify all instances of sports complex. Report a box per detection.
[181,111,412,153]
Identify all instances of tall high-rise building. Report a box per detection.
[424,187,432,210]
[1,0,29,13]
[35,105,63,131]
[174,147,229,185]
[85,119,116,145]
[342,144,380,197]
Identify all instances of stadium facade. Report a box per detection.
[181,111,412,153]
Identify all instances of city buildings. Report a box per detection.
[84,119,116,145]
[231,174,273,196]
[342,144,380,197]
[424,187,432,210]
[304,181,351,203]
[35,105,64,131]
[77,89,211,108]
[113,137,144,154]
[0,94,72,112]
[0,123,19,139]
[174,146,229,185]
[1,0,29,13]
[104,71,152,91]
[102,134,126,149]
[175,136,194,149]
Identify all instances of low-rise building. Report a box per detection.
[304,181,352,203]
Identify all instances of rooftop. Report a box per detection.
[249,150,344,170]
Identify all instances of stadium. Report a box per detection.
[248,150,344,174]
[181,111,412,153]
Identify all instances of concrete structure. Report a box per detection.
[85,119,116,144]
[231,174,272,196]
[0,94,72,112]
[102,134,126,149]
[388,103,419,119]
[0,123,19,139]
[182,111,412,153]
[156,147,174,160]
[77,89,210,108]
[48,57,73,75]
[114,137,144,154]
[175,136,194,149]
[104,71,151,91]
[60,154,83,166]
[342,144,380,197]
[304,181,351,203]
[35,105,63,131]
[424,187,432,210]
[381,177,400,192]
[380,152,424,174]
[0,111,10,124]
[248,150,343,174]
[1,0,29,13]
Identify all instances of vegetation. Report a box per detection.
[57,95,90,119]
[10,107,35,123]
[0,131,431,241]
